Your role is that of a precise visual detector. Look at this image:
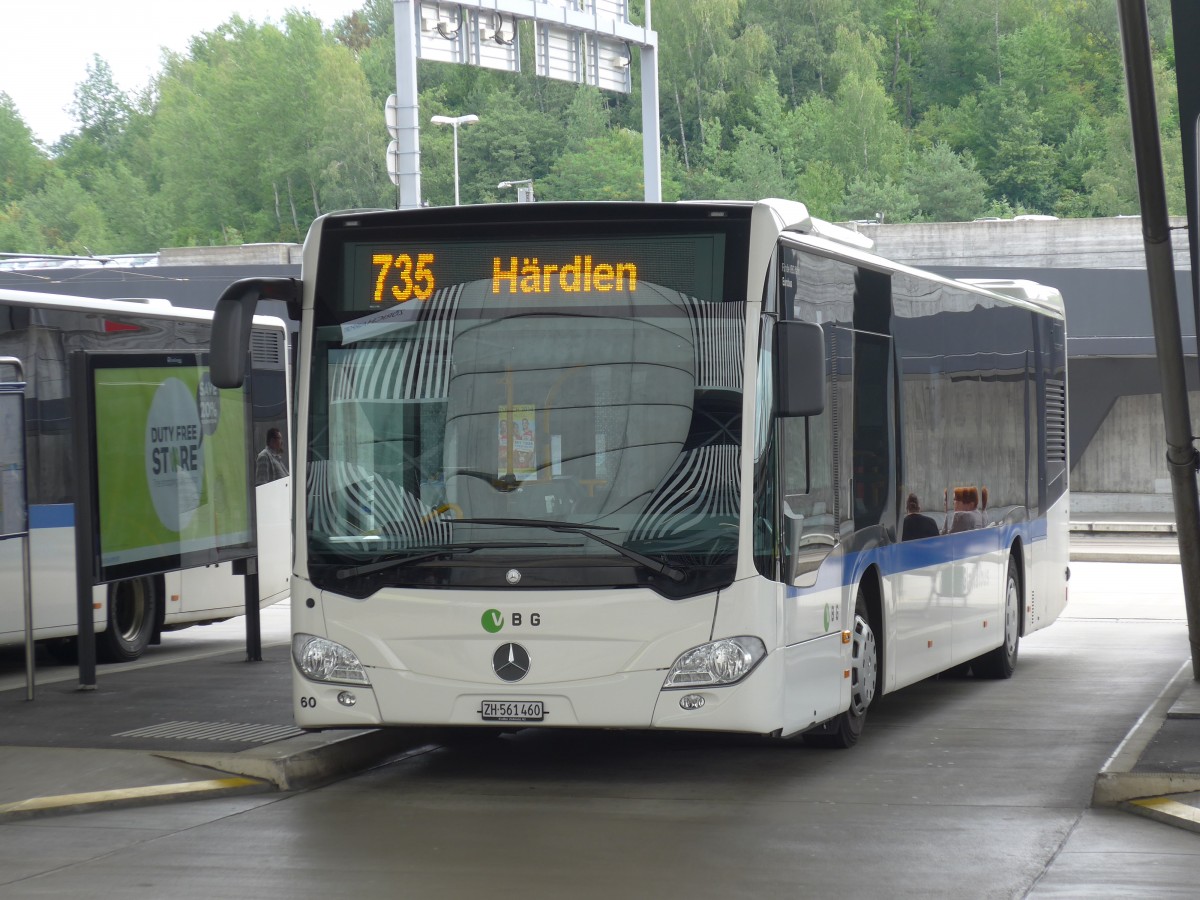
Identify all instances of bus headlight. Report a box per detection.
[663,636,766,688]
[292,633,371,685]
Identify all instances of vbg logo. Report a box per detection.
[482,609,505,633]
[481,609,541,633]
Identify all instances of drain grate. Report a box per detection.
[113,720,305,743]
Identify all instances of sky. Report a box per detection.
[1,1,365,146]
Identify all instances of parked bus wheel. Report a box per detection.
[973,555,1021,679]
[804,587,879,749]
[98,577,159,663]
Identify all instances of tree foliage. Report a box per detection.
[0,0,1184,253]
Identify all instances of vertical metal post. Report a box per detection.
[452,123,462,206]
[393,0,422,209]
[21,522,32,700]
[69,352,97,690]
[1117,0,1200,679]
[640,0,661,202]
[238,556,262,662]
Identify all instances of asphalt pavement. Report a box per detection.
[1,515,1198,851]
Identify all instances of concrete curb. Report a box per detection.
[0,730,433,822]
[1094,661,1200,832]
[156,728,433,791]
[1068,519,1180,564]
[1070,548,1181,564]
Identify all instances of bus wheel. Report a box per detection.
[98,578,159,663]
[973,556,1020,679]
[804,588,878,749]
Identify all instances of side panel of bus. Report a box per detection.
[778,242,1066,699]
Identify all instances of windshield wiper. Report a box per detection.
[334,541,578,579]
[452,518,687,583]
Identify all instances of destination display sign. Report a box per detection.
[340,233,727,312]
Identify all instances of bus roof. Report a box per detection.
[0,285,286,329]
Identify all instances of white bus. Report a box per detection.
[0,288,292,662]
[212,199,1068,747]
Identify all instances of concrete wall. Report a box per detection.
[850,215,1191,271]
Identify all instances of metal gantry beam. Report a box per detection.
[391,0,660,208]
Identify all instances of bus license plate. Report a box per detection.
[480,700,545,722]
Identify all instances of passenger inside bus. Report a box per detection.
[901,493,939,541]
[943,485,986,533]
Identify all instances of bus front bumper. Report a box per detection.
[291,651,786,735]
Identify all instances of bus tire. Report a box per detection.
[98,578,159,663]
[973,555,1020,679]
[804,587,879,749]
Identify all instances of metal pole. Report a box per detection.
[69,352,97,689]
[640,0,661,202]
[1117,0,1200,679]
[237,556,262,662]
[452,123,461,206]
[21,527,32,700]
[393,0,422,209]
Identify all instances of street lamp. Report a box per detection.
[498,179,536,203]
[430,114,479,206]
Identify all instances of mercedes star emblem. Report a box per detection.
[506,569,522,585]
[492,642,530,682]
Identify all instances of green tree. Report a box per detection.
[794,160,846,219]
[653,0,741,168]
[824,28,910,183]
[999,18,1089,145]
[17,172,111,254]
[837,175,919,222]
[0,203,43,254]
[150,13,385,244]
[539,129,676,201]
[0,94,48,206]
[864,0,936,125]
[90,163,169,253]
[54,57,139,192]
[907,142,988,220]
[724,128,791,199]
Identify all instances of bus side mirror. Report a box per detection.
[211,277,298,388]
[775,320,825,417]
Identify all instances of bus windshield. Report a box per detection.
[306,225,746,598]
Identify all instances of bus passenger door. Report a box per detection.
[774,323,852,733]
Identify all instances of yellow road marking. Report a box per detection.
[0,776,265,816]
[1130,796,1200,825]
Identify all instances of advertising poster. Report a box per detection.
[91,355,253,580]
[498,404,537,481]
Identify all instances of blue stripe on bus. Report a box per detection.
[788,521,1048,597]
[29,504,74,529]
